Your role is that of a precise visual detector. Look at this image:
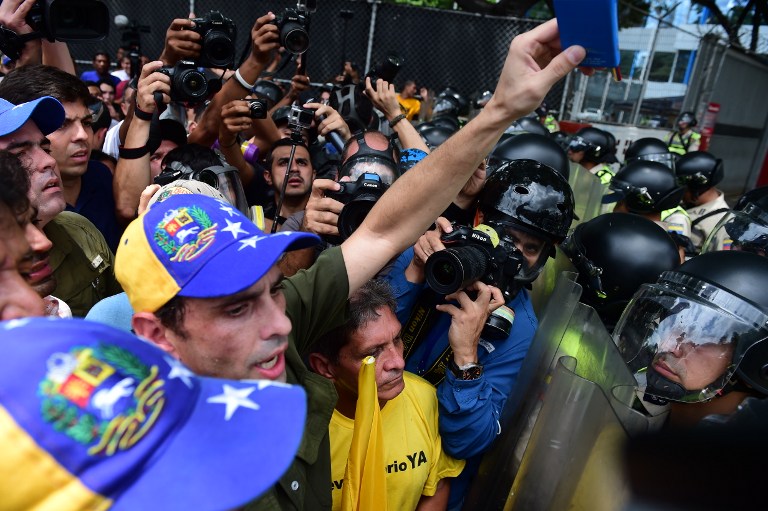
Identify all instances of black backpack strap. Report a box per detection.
[691,208,729,228]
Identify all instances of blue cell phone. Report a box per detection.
[553,0,621,76]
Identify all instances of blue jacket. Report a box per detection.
[384,247,538,506]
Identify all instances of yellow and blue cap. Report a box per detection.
[0,317,307,510]
[115,194,319,313]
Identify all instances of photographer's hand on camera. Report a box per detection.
[436,281,504,368]
[304,102,351,144]
[136,61,171,113]
[302,179,344,237]
[405,217,453,284]
[0,0,41,66]
[159,18,202,67]
[218,99,256,186]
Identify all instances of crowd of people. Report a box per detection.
[0,1,766,509]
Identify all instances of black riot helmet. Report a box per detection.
[488,133,570,180]
[614,251,768,403]
[625,137,676,170]
[735,185,768,211]
[417,124,455,149]
[478,159,575,290]
[677,111,697,128]
[433,87,469,118]
[560,213,680,330]
[568,127,618,164]
[503,116,549,137]
[603,160,684,214]
[675,151,724,193]
[701,194,768,255]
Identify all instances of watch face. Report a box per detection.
[462,365,483,380]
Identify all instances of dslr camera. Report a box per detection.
[425,225,524,299]
[364,54,403,91]
[274,8,310,55]
[246,98,268,119]
[159,61,221,103]
[26,0,109,41]
[326,173,389,240]
[189,11,236,69]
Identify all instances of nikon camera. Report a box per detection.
[326,173,389,240]
[274,8,310,55]
[189,11,236,69]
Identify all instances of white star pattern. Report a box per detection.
[242,379,293,390]
[238,235,260,251]
[166,357,194,388]
[219,204,236,217]
[222,218,249,239]
[206,384,260,421]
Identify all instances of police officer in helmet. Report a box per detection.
[566,126,618,186]
[701,187,768,255]
[666,111,701,155]
[614,250,768,428]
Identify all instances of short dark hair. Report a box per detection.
[311,279,397,362]
[97,79,115,91]
[93,50,110,61]
[161,143,219,172]
[155,295,189,339]
[0,64,92,106]
[265,138,311,170]
[0,151,31,220]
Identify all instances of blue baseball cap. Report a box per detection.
[116,194,320,312]
[0,317,307,510]
[0,96,65,137]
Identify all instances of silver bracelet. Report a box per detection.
[234,69,255,91]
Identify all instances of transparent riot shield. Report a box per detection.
[462,272,669,511]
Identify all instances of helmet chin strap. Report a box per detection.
[644,367,687,405]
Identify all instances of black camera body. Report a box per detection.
[25,0,109,41]
[425,225,524,300]
[159,61,221,103]
[326,173,389,240]
[365,54,402,91]
[274,8,310,55]
[189,11,236,69]
[246,98,268,119]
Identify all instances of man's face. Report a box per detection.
[652,340,734,391]
[567,149,584,163]
[99,83,115,104]
[402,82,417,98]
[93,54,109,75]
[0,120,65,227]
[120,56,131,73]
[0,203,45,319]
[47,101,93,181]
[505,226,547,270]
[159,266,293,382]
[149,139,179,179]
[331,307,406,404]
[267,145,314,198]
[21,209,55,297]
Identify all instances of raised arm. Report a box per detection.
[341,19,585,296]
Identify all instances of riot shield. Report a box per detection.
[463,272,669,511]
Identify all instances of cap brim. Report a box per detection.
[602,191,625,204]
[0,96,65,137]
[179,230,320,299]
[114,377,306,510]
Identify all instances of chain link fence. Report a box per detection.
[70,0,563,117]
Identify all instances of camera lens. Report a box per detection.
[203,30,235,68]
[425,246,490,295]
[193,169,219,189]
[248,100,266,119]
[281,23,309,54]
[177,68,208,101]
[337,195,378,240]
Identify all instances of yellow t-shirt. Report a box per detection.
[329,372,465,510]
[397,95,421,121]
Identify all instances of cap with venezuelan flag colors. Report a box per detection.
[0,317,307,510]
[115,194,319,313]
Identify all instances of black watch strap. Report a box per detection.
[448,359,483,380]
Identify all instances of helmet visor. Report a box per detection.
[614,274,768,402]
[488,219,553,285]
[567,135,593,154]
[627,152,676,171]
[701,207,768,256]
[340,156,398,185]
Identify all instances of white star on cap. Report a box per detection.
[220,204,236,217]
[222,218,249,239]
[207,384,260,421]
[238,235,260,251]
[166,357,194,388]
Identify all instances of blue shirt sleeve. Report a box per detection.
[436,291,538,459]
[381,246,425,325]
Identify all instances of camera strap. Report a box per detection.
[401,288,454,386]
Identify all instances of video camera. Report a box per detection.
[158,61,221,103]
[189,11,236,69]
[425,225,524,299]
[326,172,389,240]
[27,0,109,41]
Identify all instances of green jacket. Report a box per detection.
[44,212,122,317]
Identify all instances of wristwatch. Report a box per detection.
[448,359,483,380]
